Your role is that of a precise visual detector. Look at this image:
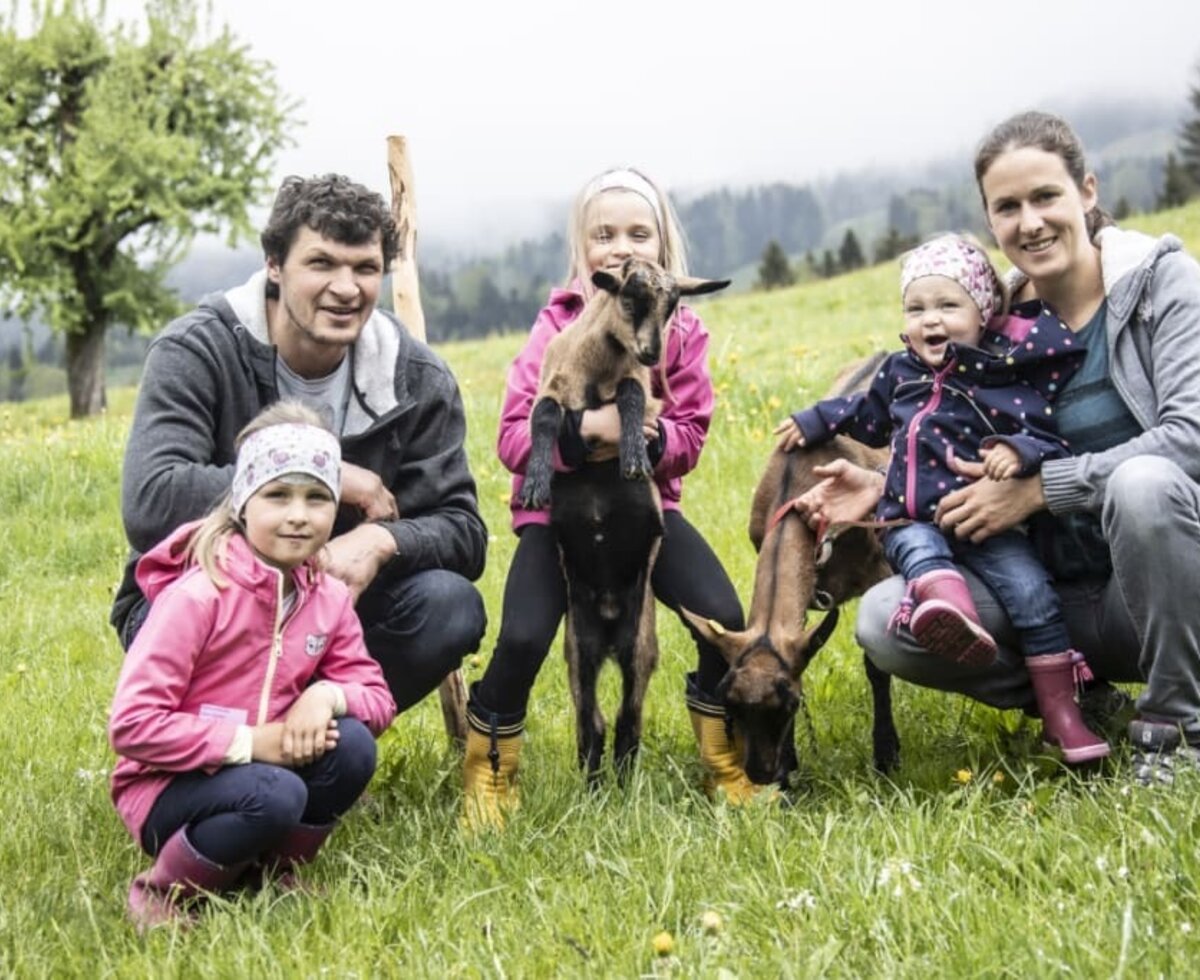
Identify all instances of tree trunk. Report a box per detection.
[387,135,468,747]
[65,318,108,418]
[387,135,426,341]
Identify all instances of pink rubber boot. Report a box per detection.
[127,828,248,932]
[262,822,334,892]
[1028,651,1111,764]
[904,570,998,667]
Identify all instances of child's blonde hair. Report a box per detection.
[566,167,689,292]
[899,232,1010,327]
[188,401,333,586]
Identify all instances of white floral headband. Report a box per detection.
[900,236,1000,325]
[231,423,341,514]
[581,168,666,233]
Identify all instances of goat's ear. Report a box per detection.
[779,627,813,680]
[677,276,732,297]
[680,606,741,666]
[591,269,621,295]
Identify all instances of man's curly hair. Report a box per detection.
[261,174,401,269]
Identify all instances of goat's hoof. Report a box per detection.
[519,486,549,510]
[622,463,652,481]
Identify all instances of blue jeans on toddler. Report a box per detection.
[884,522,1069,657]
[140,717,377,865]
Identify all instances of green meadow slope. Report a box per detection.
[3,204,1200,975]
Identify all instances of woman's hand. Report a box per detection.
[935,463,1045,542]
[795,459,885,527]
[580,404,657,462]
[773,417,805,452]
[279,685,341,767]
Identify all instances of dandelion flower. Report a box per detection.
[652,931,674,956]
[876,859,921,897]
[953,768,973,785]
[776,891,818,912]
[701,910,723,934]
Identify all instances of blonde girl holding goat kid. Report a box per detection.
[775,234,1109,764]
[109,402,396,930]
[462,167,757,830]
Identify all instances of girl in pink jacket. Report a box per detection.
[109,402,396,929]
[462,167,759,829]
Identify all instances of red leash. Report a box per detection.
[766,496,910,566]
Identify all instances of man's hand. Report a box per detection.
[773,417,806,452]
[981,443,1021,481]
[794,459,885,527]
[280,685,340,767]
[320,523,397,600]
[340,462,398,521]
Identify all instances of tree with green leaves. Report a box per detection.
[0,0,295,417]
[1181,59,1200,192]
[838,229,866,272]
[755,240,794,290]
[873,227,919,265]
[1157,153,1194,211]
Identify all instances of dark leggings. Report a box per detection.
[140,717,377,865]
[474,511,744,717]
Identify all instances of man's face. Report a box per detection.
[266,226,385,356]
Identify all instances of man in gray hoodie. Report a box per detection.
[112,174,487,712]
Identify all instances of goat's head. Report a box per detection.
[591,258,729,366]
[681,608,836,785]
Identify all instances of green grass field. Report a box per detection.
[4,205,1200,976]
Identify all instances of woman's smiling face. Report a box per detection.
[980,145,1098,287]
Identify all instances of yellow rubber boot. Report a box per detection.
[461,727,522,832]
[687,707,776,805]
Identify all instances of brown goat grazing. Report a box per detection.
[518,257,730,511]
[521,257,729,782]
[682,353,899,785]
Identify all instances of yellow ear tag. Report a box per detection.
[706,618,727,636]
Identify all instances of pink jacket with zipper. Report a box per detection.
[500,285,716,531]
[108,521,397,842]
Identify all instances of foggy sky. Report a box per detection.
[101,0,1200,247]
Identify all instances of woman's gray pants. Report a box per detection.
[857,457,1200,741]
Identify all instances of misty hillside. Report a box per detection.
[1,95,1189,399]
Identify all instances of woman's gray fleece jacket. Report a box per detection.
[1037,227,1200,516]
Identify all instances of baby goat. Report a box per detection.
[521,257,729,781]
[518,258,729,510]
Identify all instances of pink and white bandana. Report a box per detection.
[581,168,666,233]
[231,423,341,514]
[900,236,1000,325]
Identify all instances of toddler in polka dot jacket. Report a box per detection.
[775,234,1108,765]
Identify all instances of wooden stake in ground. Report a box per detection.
[387,135,468,747]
